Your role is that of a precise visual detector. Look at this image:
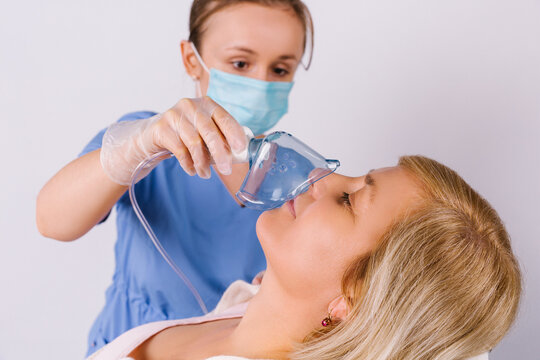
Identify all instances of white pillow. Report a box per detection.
[469,353,489,360]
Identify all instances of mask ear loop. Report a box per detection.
[190,42,210,73]
[189,42,210,98]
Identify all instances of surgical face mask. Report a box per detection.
[191,43,294,135]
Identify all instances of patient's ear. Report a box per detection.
[328,295,349,321]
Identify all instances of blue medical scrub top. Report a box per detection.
[80,111,265,356]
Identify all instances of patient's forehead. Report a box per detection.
[358,166,423,220]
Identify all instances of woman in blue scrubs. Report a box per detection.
[36,0,314,356]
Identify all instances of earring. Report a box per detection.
[321,314,332,327]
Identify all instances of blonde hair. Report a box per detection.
[292,155,522,360]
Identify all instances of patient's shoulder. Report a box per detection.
[129,317,241,360]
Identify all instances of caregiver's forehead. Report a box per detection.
[202,4,304,47]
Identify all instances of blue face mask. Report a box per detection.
[191,43,294,135]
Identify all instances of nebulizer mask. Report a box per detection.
[128,44,339,314]
[236,129,340,209]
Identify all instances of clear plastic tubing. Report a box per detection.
[129,150,210,314]
[127,129,339,315]
[128,128,253,314]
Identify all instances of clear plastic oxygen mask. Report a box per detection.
[237,130,340,209]
[128,128,339,314]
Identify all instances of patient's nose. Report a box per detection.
[310,173,340,199]
[311,173,357,200]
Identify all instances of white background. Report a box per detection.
[1,0,538,359]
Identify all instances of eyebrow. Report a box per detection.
[349,171,377,217]
[365,173,377,203]
[224,46,298,61]
[277,54,298,61]
[225,46,256,54]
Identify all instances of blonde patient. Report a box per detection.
[90,156,521,360]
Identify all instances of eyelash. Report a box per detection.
[231,61,289,76]
[341,192,351,207]
[273,67,289,76]
[232,61,248,70]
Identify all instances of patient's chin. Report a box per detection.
[256,213,296,272]
[256,208,290,244]
[255,212,278,255]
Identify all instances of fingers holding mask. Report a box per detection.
[154,97,245,179]
[177,110,213,179]
[209,99,248,155]
[156,105,210,178]
[158,127,196,176]
[153,109,196,176]
[190,97,235,175]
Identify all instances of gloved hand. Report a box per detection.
[100,96,247,185]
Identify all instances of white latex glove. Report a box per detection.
[100,96,248,185]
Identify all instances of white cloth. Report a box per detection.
[87,280,489,360]
[86,281,259,360]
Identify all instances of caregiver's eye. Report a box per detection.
[341,192,351,207]
[232,61,248,70]
[273,67,289,76]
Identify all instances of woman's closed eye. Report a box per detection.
[341,192,351,208]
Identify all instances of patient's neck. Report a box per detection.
[227,269,329,359]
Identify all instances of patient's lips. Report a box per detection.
[287,199,296,218]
